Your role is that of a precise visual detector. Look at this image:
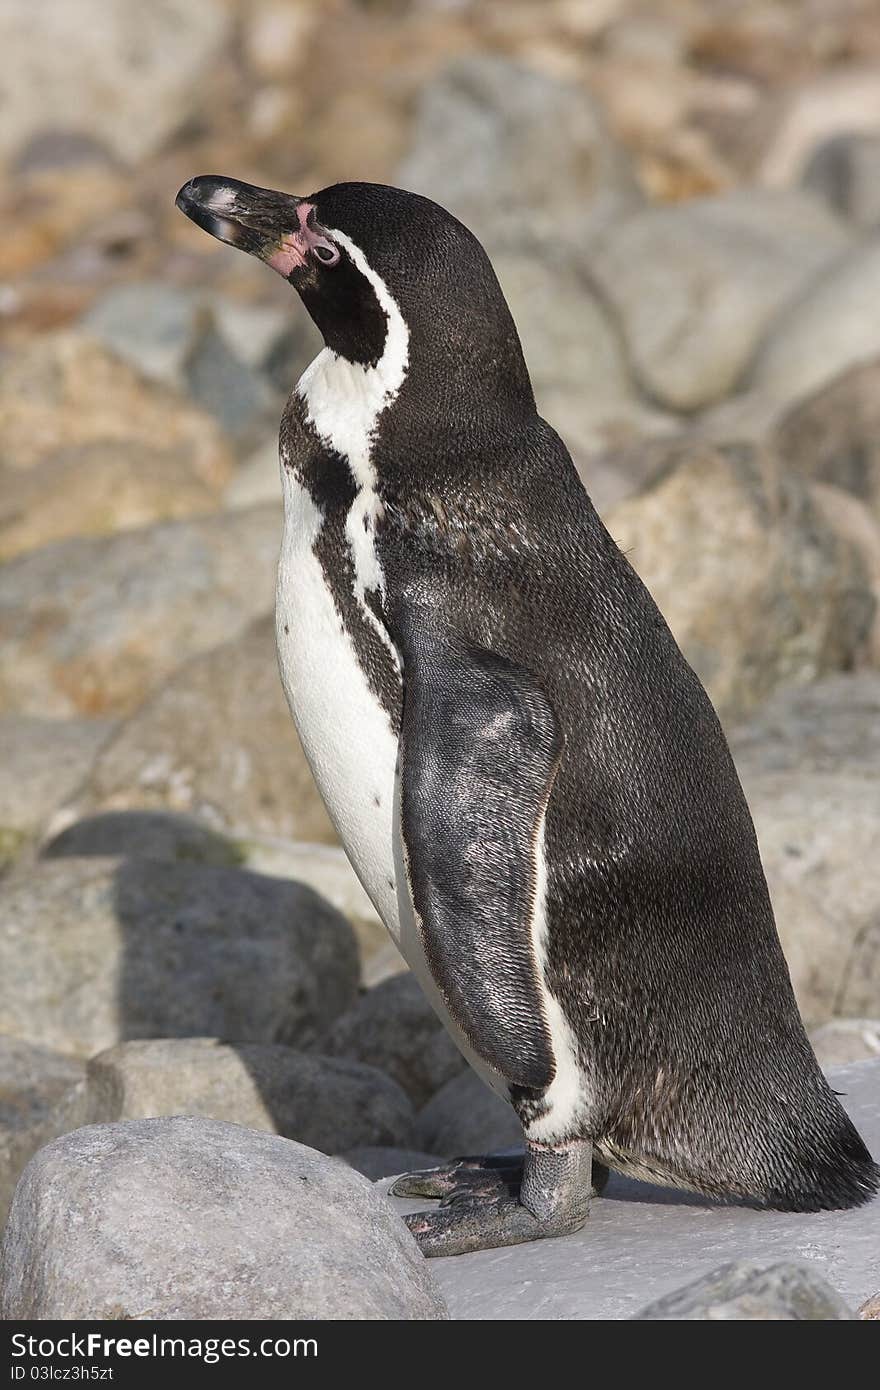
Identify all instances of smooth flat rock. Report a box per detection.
[633,1258,854,1319]
[389,1062,880,1320]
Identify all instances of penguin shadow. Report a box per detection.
[40,810,312,1132]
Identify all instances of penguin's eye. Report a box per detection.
[313,241,340,267]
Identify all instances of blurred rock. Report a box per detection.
[606,441,875,722]
[772,358,880,520]
[397,54,640,256]
[224,438,282,510]
[0,506,279,718]
[732,677,880,1024]
[633,1259,853,1320]
[63,617,335,841]
[0,333,232,483]
[0,0,233,166]
[86,1039,415,1153]
[342,1147,445,1182]
[0,717,114,844]
[805,484,880,664]
[42,810,243,868]
[758,68,880,188]
[363,938,410,990]
[860,1292,880,1320]
[590,191,850,411]
[414,1070,521,1157]
[0,441,223,561]
[0,1118,448,1320]
[0,1038,87,1225]
[0,856,358,1055]
[810,1019,880,1070]
[802,132,880,230]
[320,974,467,1108]
[750,236,880,407]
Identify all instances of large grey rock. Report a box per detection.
[42,811,245,868]
[0,856,358,1056]
[86,1040,415,1153]
[0,1118,447,1319]
[0,718,114,844]
[632,1260,854,1320]
[590,190,850,412]
[391,1061,880,1319]
[802,132,880,231]
[343,1147,445,1182]
[750,236,880,407]
[397,55,639,256]
[758,68,880,189]
[0,1,232,165]
[0,507,279,718]
[320,974,467,1108]
[414,1070,521,1157]
[0,1038,87,1226]
[606,441,875,722]
[62,618,335,842]
[810,1020,880,1070]
[731,675,880,1023]
[772,358,880,522]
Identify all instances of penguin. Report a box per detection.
[176,175,879,1257]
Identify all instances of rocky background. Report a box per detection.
[1,0,880,1320]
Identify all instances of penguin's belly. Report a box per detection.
[275,474,508,1097]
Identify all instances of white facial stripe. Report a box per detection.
[295,226,409,661]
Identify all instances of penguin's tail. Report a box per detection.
[757,1106,880,1213]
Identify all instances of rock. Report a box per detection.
[391,1061,880,1319]
[494,251,672,466]
[342,1147,445,1182]
[590,191,851,412]
[0,0,233,166]
[810,1020,880,1070]
[632,1260,854,1320]
[772,358,880,520]
[0,717,114,843]
[731,678,880,1023]
[86,1040,415,1153]
[806,483,880,664]
[0,506,279,718]
[320,974,467,1108]
[0,441,223,561]
[414,1070,521,1157]
[606,440,875,722]
[802,132,880,230]
[363,937,410,990]
[750,236,880,408]
[41,810,244,868]
[62,618,335,841]
[860,1292,880,1319]
[0,1038,87,1225]
[758,69,880,188]
[0,332,231,483]
[396,54,639,256]
[0,856,358,1055]
[225,438,282,511]
[0,1117,448,1319]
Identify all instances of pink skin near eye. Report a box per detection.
[266,202,339,276]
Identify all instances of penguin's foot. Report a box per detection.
[394,1139,596,1258]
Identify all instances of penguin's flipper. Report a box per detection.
[395,604,560,1091]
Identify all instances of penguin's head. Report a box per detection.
[176,176,529,394]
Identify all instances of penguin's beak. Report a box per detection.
[175,175,336,278]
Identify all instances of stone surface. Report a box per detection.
[606,441,875,722]
[632,1259,854,1320]
[86,1040,415,1154]
[0,333,231,483]
[758,68,880,188]
[320,974,467,1108]
[343,1147,445,1182]
[750,236,880,407]
[0,856,358,1056]
[0,1038,87,1225]
[802,132,880,231]
[42,810,245,868]
[0,441,223,560]
[810,1020,880,1070]
[397,54,639,255]
[224,438,282,511]
[0,0,233,166]
[414,1070,522,1157]
[0,1118,448,1319]
[390,1062,880,1320]
[590,190,850,412]
[0,717,114,842]
[731,675,880,1024]
[772,358,880,521]
[0,506,279,718]
[64,617,335,840]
